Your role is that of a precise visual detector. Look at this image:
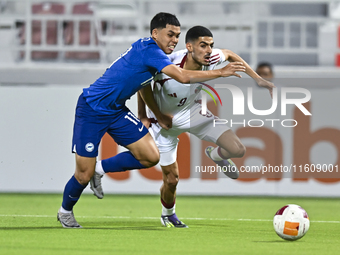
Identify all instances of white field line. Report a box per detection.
[0,214,339,223]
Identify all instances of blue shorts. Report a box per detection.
[72,93,149,157]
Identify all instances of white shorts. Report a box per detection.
[148,103,230,166]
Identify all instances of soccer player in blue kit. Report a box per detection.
[57,12,247,228]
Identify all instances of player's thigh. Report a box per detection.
[105,107,158,162]
[72,94,113,158]
[74,154,96,185]
[75,154,96,172]
[158,140,179,167]
[74,153,96,184]
[126,132,159,163]
[107,107,149,148]
[189,108,229,144]
[147,120,181,166]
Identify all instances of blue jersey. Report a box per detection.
[83,37,173,114]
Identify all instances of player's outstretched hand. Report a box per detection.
[220,62,246,78]
[256,78,276,98]
[158,114,173,130]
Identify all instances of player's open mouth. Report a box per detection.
[168,45,175,51]
[204,55,210,62]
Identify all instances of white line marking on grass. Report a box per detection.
[0,214,54,218]
[0,214,339,223]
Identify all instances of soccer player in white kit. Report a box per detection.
[90,25,274,228]
[138,26,275,228]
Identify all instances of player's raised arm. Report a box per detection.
[161,62,246,84]
[221,49,275,97]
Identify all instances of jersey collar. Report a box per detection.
[179,53,187,68]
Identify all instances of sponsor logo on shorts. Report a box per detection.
[85,142,94,152]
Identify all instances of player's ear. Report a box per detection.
[186,42,193,52]
[151,28,159,40]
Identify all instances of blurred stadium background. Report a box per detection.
[0,0,340,197]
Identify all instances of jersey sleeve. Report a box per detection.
[143,45,173,73]
[207,49,226,70]
[167,49,187,63]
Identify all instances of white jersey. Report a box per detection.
[150,49,226,121]
[146,49,229,166]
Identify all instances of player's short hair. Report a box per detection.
[150,12,180,34]
[185,26,213,43]
[256,62,273,73]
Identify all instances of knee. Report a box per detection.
[133,145,160,168]
[75,156,96,185]
[141,151,160,168]
[75,166,94,185]
[165,174,179,191]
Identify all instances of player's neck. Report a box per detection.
[184,54,203,70]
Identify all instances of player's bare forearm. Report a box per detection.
[137,91,151,128]
[139,85,172,130]
[139,85,163,119]
[222,49,275,97]
[222,49,262,81]
[137,91,147,119]
[161,63,245,84]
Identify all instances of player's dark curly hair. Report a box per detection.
[256,62,273,72]
[185,26,213,43]
[150,12,180,34]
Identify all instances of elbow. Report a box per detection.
[178,75,190,84]
[224,49,236,61]
[169,67,191,83]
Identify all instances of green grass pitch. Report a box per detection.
[0,194,339,255]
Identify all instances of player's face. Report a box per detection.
[152,24,181,54]
[190,36,214,66]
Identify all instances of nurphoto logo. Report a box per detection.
[199,84,311,128]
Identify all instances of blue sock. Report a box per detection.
[102,151,146,173]
[62,175,87,211]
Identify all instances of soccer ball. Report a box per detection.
[273,204,310,241]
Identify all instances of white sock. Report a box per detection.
[59,206,72,214]
[162,204,175,216]
[210,147,225,161]
[95,160,105,175]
